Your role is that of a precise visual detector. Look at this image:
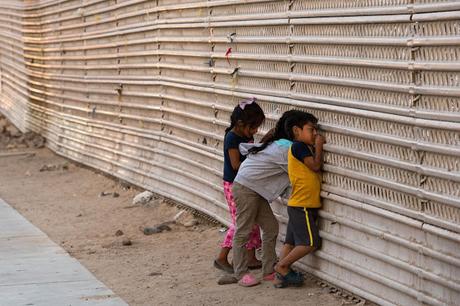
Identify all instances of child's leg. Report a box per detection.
[275,207,320,275]
[247,248,261,267]
[275,217,298,275]
[216,182,237,267]
[279,243,294,262]
[232,183,260,279]
[279,220,295,263]
[217,224,234,267]
[218,181,261,267]
[275,245,313,275]
[246,224,262,266]
[216,247,231,264]
[254,196,279,277]
[247,224,261,249]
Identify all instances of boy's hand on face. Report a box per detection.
[315,134,325,147]
[303,134,325,173]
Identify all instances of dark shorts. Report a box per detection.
[284,207,321,248]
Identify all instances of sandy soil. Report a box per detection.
[0,148,353,306]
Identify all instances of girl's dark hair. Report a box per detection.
[249,110,317,154]
[225,99,265,135]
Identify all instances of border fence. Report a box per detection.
[1,1,459,305]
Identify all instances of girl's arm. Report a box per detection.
[303,135,325,173]
[228,148,242,171]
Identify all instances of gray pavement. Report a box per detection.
[0,198,127,306]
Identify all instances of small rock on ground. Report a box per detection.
[174,210,199,227]
[143,223,172,235]
[122,238,132,246]
[132,191,155,205]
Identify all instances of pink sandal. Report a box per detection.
[238,273,260,287]
[263,272,275,281]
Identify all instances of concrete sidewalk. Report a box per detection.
[0,198,127,306]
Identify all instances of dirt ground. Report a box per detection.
[0,148,352,306]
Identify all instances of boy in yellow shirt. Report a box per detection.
[273,112,325,288]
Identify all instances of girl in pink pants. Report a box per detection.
[214,99,265,273]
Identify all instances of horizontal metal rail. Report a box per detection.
[1,1,459,305]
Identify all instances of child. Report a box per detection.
[273,112,325,288]
[218,110,314,287]
[214,98,265,274]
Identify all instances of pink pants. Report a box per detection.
[221,181,261,249]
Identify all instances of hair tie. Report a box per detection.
[239,97,256,110]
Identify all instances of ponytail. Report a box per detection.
[249,109,298,154]
[249,110,318,154]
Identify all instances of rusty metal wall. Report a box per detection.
[0,1,459,305]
